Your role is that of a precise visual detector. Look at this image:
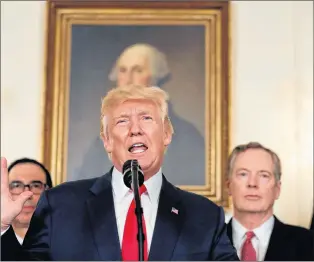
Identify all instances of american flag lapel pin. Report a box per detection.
[171,207,179,215]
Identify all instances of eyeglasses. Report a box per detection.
[9,181,48,195]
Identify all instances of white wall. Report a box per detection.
[1,1,46,161]
[1,1,313,227]
[230,1,313,227]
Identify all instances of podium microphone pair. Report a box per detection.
[122,159,145,261]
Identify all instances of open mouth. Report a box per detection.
[128,143,148,154]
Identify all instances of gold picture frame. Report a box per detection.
[42,0,231,208]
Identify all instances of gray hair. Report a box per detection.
[227,142,282,181]
[108,43,170,86]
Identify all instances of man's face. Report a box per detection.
[103,99,171,178]
[116,50,152,87]
[227,149,281,214]
[9,163,47,226]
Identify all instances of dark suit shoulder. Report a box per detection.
[47,177,95,194]
[174,186,222,219]
[267,218,314,261]
[48,177,98,193]
[279,221,314,239]
[44,174,109,205]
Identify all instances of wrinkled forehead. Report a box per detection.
[233,149,274,173]
[112,99,159,117]
[9,163,46,183]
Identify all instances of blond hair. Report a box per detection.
[227,142,282,181]
[100,85,174,139]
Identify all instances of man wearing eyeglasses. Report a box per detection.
[3,158,53,245]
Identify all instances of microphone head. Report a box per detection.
[122,159,144,189]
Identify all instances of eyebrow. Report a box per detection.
[114,111,152,119]
[131,65,144,70]
[138,111,152,116]
[113,114,130,120]
[258,170,272,174]
[235,168,250,173]
[10,180,45,184]
[118,64,144,70]
[235,168,272,174]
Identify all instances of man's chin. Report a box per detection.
[128,151,147,160]
[14,215,32,226]
[237,205,265,214]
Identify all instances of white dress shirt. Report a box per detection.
[15,233,23,245]
[232,216,275,261]
[112,167,162,253]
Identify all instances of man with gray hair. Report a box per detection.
[226,142,314,261]
[108,43,170,87]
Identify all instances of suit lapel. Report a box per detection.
[86,171,121,261]
[226,219,234,245]
[149,176,183,261]
[264,216,287,261]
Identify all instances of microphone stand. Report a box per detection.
[131,160,145,261]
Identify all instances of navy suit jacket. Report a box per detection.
[1,170,239,261]
[227,217,314,261]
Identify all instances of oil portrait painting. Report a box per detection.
[43,0,230,207]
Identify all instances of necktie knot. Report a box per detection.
[246,231,255,240]
[139,185,147,195]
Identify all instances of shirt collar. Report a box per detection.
[111,166,162,204]
[232,215,275,243]
[14,233,24,245]
[253,215,274,242]
[232,217,248,246]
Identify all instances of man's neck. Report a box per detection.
[233,210,273,230]
[12,224,28,239]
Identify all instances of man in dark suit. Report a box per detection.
[225,142,314,261]
[1,85,238,261]
[1,158,53,247]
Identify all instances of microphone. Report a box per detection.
[122,159,145,261]
[122,159,144,189]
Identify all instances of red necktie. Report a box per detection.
[241,231,257,261]
[122,185,148,261]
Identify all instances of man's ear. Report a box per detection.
[101,116,113,153]
[226,179,232,196]
[101,133,113,153]
[275,180,281,200]
[163,125,172,147]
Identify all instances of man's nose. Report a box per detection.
[23,186,34,199]
[129,120,142,136]
[124,72,133,84]
[24,185,31,192]
[247,174,258,187]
